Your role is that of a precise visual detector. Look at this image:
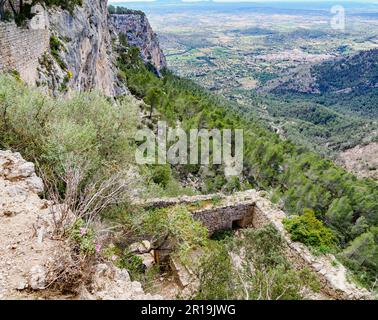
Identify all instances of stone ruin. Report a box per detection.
[138,190,373,300]
[0,3,49,84]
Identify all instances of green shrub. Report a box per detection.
[14,3,33,26]
[211,195,222,206]
[50,35,67,70]
[195,242,235,300]
[141,206,208,261]
[151,165,171,187]
[2,10,13,22]
[119,33,128,47]
[10,70,21,81]
[325,197,354,238]
[339,228,378,288]
[0,75,137,191]
[43,0,83,13]
[283,209,336,252]
[224,176,242,193]
[196,225,320,300]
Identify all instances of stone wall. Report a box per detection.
[0,21,49,84]
[0,1,126,96]
[139,190,372,300]
[193,204,254,235]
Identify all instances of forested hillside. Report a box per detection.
[116,41,378,288]
[314,49,378,95]
[262,49,378,154]
[310,49,378,121]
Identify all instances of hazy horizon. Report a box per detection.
[109,0,378,14]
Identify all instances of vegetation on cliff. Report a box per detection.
[195,225,320,299]
[108,5,144,16]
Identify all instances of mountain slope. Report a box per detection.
[268,49,378,117]
[1,0,377,298]
[314,49,378,94]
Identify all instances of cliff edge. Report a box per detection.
[110,11,167,74]
[0,1,166,95]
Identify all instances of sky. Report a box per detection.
[109,0,378,2]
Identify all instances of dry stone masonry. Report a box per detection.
[139,190,373,300]
[0,1,126,96]
[0,21,49,84]
[0,1,167,94]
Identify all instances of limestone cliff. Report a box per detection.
[40,0,126,96]
[0,0,126,96]
[0,1,167,94]
[110,11,167,74]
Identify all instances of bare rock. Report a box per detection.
[0,150,63,299]
[140,253,155,269]
[29,265,46,290]
[83,263,162,300]
[110,12,167,75]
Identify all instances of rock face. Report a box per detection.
[0,151,44,195]
[110,12,167,74]
[41,0,125,96]
[337,142,378,180]
[0,1,126,96]
[0,150,58,299]
[1,1,166,95]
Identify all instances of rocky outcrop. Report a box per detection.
[0,150,159,300]
[1,1,167,95]
[0,150,59,299]
[337,142,378,180]
[0,1,126,96]
[79,263,161,300]
[110,12,167,74]
[39,0,126,96]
